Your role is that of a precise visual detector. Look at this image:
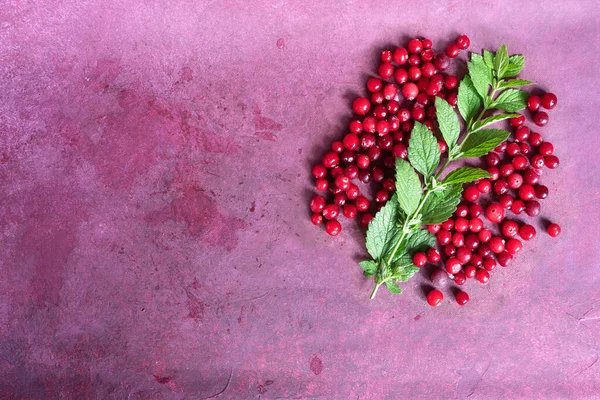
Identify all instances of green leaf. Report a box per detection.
[494,44,509,78]
[359,260,377,277]
[365,198,401,260]
[443,167,491,185]
[468,60,493,99]
[435,97,460,153]
[385,280,402,294]
[421,184,463,225]
[498,79,533,89]
[483,50,495,69]
[394,158,422,216]
[492,89,528,112]
[408,122,441,177]
[472,113,520,131]
[392,261,419,282]
[460,129,510,158]
[457,76,482,126]
[405,229,435,253]
[503,55,524,78]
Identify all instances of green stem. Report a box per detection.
[370,281,382,299]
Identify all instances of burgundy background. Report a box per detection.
[1,1,599,398]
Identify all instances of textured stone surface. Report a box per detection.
[1,1,599,398]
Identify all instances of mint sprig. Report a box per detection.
[361,44,532,299]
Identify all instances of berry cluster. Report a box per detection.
[310,35,471,236]
[420,95,561,306]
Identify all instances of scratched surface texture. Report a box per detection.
[1,0,599,398]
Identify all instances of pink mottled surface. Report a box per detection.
[1,1,599,398]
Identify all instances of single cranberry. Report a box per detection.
[447,92,458,107]
[394,68,409,84]
[417,77,430,92]
[438,140,448,153]
[367,146,382,161]
[506,173,522,189]
[512,155,528,170]
[483,257,496,271]
[469,217,483,232]
[444,244,457,257]
[506,143,520,156]
[344,165,359,179]
[437,230,452,246]
[393,47,409,64]
[378,62,394,79]
[487,167,500,181]
[511,199,526,214]
[421,49,435,62]
[514,126,530,142]
[331,141,344,153]
[541,92,557,109]
[323,152,340,168]
[501,220,518,238]
[407,39,423,54]
[325,220,341,236]
[355,196,370,212]
[471,254,483,267]
[478,229,492,243]
[335,175,351,191]
[496,251,512,267]
[445,43,460,58]
[358,170,371,183]
[476,269,490,284]
[489,236,505,253]
[474,179,490,194]
[510,114,525,127]
[427,248,441,263]
[469,204,483,218]
[427,289,444,307]
[523,168,541,185]
[533,111,549,127]
[518,184,536,201]
[360,213,374,227]
[445,257,462,274]
[520,142,532,156]
[372,167,384,182]
[434,54,450,71]
[463,233,479,251]
[371,91,384,104]
[311,213,323,225]
[408,66,422,81]
[416,92,429,106]
[421,38,433,49]
[411,106,425,121]
[445,75,458,89]
[539,142,554,157]
[387,100,400,114]
[455,204,469,218]
[535,185,548,199]
[494,141,507,153]
[310,195,327,213]
[367,78,383,93]
[315,178,328,191]
[343,134,359,151]
[346,184,360,199]
[547,223,561,237]
[401,82,419,100]
[373,104,388,120]
[381,50,393,63]
[454,217,469,233]
[355,155,369,170]
[499,164,515,178]
[376,120,391,136]
[505,238,523,255]
[441,219,454,231]
[478,243,492,258]
[485,203,505,223]
[456,34,470,49]
[378,135,393,150]
[519,224,536,240]
[349,119,363,133]
[312,164,327,179]
[375,189,389,203]
[452,232,465,247]
[527,95,541,112]
[421,62,436,78]
[494,180,510,196]
[343,204,358,219]
[486,152,501,167]
[413,252,428,267]
[525,200,541,217]
[463,186,480,202]
[454,272,467,285]
[360,134,376,149]
[322,204,339,220]
[352,98,370,115]
[428,224,441,234]
[529,131,544,147]
[392,131,404,143]
[426,105,437,119]
[383,156,395,168]
[363,116,377,133]
[531,154,545,169]
[545,155,560,169]
[464,265,477,278]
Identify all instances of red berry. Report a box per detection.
[346,184,360,199]
[334,175,351,191]
[455,217,469,232]
[483,257,496,271]
[382,178,396,192]
[514,126,530,142]
[519,224,536,241]
[535,185,548,199]
[478,243,492,258]
[486,152,501,167]
[367,78,383,92]
[545,155,560,169]
[486,167,500,181]
[310,195,327,213]
[322,204,339,220]
[447,92,458,107]
[494,180,509,196]
[505,238,523,255]
[445,257,462,274]
[501,220,519,238]
[428,224,441,234]
[531,154,545,169]
[381,50,393,63]
[489,236,505,254]
[529,131,543,147]
[434,54,450,71]
[469,204,483,218]
[456,35,470,50]
[510,114,525,127]
[333,193,347,206]
[523,169,541,185]
[312,164,327,179]
[538,142,554,157]
[421,49,435,62]
[360,213,373,226]
[343,204,358,219]
[427,248,441,263]
[375,190,389,203]
[463,186,480,202]
[393,47,409,64]
[457,247,472,264]
[498,194,514,210]
[455,291,469,305]
[518,184,536,201]
[413,252,428,268]
[469,217,483,232]
[527,95,541,112]
[525,200,541,217]
[485,203,505,223]
[512,155,528,170]
[475,179,491,194]
[394,68,409,84]
[497,251,513,267]
[541,92,557,109]
[355,196,370,212]
[455,204,469,218]
[421,62,436,78]
[499,163,514,177]
[478,229,492,243]
[511,199,525,214]
[441,218,454,231]
[315,178,328,191]
[476,269,490,284]
[356,154,370,169]
[495,141,508,153]
[401,83,419,100]
[452,232,465,248]
[533,111,549,127]
[444,244,457,257]
[547,223,561,237]
[445,75,458,89]
[378,62,394,79]
[454,272,467,285]
[438,140,448,153]
[407,39,423,54]
[377,135,393,150]
[506,142,520,156]
[325,220,341,236]
[311,211,324,226]
[427,289,444,307]
[437,230,452,246]
[445,43,460,58]
[422,39,433,49]
[352,98,370,116]
[507,173,523,189]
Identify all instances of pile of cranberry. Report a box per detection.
[308,34,561,306]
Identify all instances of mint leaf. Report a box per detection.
[408,121,441,177]
[385,280,402,294]
[458,76,482,126]
[503,55,524,78]
[421,184,463,224]
[395,158,422,216]
[443,167,491,185]
[468,60,493,99]
[498,79,533,89]
[460,129,510,158]
[483,50,495,69]
[494,44,509,78]
[492,89,528,112]
[405,229,435,253]
[359,260,377,277]
[435,97,460,153]
[472,113,520,131]
[392,262,419,282]
[365,198,401,260]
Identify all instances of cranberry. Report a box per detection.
[539,142,554,157]
[378,62,394,79]
[531,154,545,169]
[421,38,433,49]
[352,98,370,116]
[408,66,421,82]
[428,224,441,234]
[529,131,543,147]
[527,95,541,112]
[346,184,360,199]
[547,223,561,237]
[511,199,525,214]
[335,175,351,191]
[464,265,477,278]
[523,169,541,185]
[478,229,492,243]
[367,78,382,93]
[343,204,358,219]
[376,120,391,136]
[312,164,327,179]
[469,204,483,218]
[457,247,473,264]
[486,152,501,167]
[506,143,521,156]
[310,195,327,213]
[407,39,423,54]
[311,213,323,225]
[447,92,458,107]
[393,47,409,64]
[437,230,452,246]
[445,75,458,89]
[360,213,374,227]
[401,83,419,100]
[383,156,395,168]
[315,178,328,191]
[521,143,532,156]
[545,155,560,169]
[444,244,457,257]
[445,43,460,58]
[510,114,525,127]
[476,269,490,284]
[355,155,369,170]
[495,141,507,153]
[478,243,492,258]
[349,120,363,133]
[427,248,441,263]
[518,184,536,201]
[519,224,536,240]
[499,163,515,177]
[438,140,448,153]
[411,106,425,121]
[377,135,393,150]
[512,155,528,170]
[358,170,371,183]
[421,62,436,78]
[485,203,505,223]
[487,167,500,181]
[394,68,409,84]
[373,105,387,120]
[489,236,505,253]
[355,196,370,212]
[381,50,393,63]
[426,105,437,119]
[325,220,341,236]
[497,251,512,267]
[535,185,548,199]
[483,257,496,271]
[363,116,377,133]
[322,204,339,220]
[441,219,454,231]
[456,34,470,49]
[494,180,509,196]
[452,232,465,248]
[446,257,462,274]
[471,254,483,267]
[455,204,469,218]
[427,289,444,307]
[375,189,389,203]
[413,252,428,267]
[541,92,557,109]
[367,146,382,161]
[421,49,435,62]
[372,167,384,182]
[434,54,450,71]
[469,217,483,232]
[507,173,523,189]
[505,238,523,255]
[533,111,549,127]
[475,179,491,194]
[525,200,541,217]
[454,272,467,285]
[371,91,384,104]
[454,217,469,233]
[463,186,480,202]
